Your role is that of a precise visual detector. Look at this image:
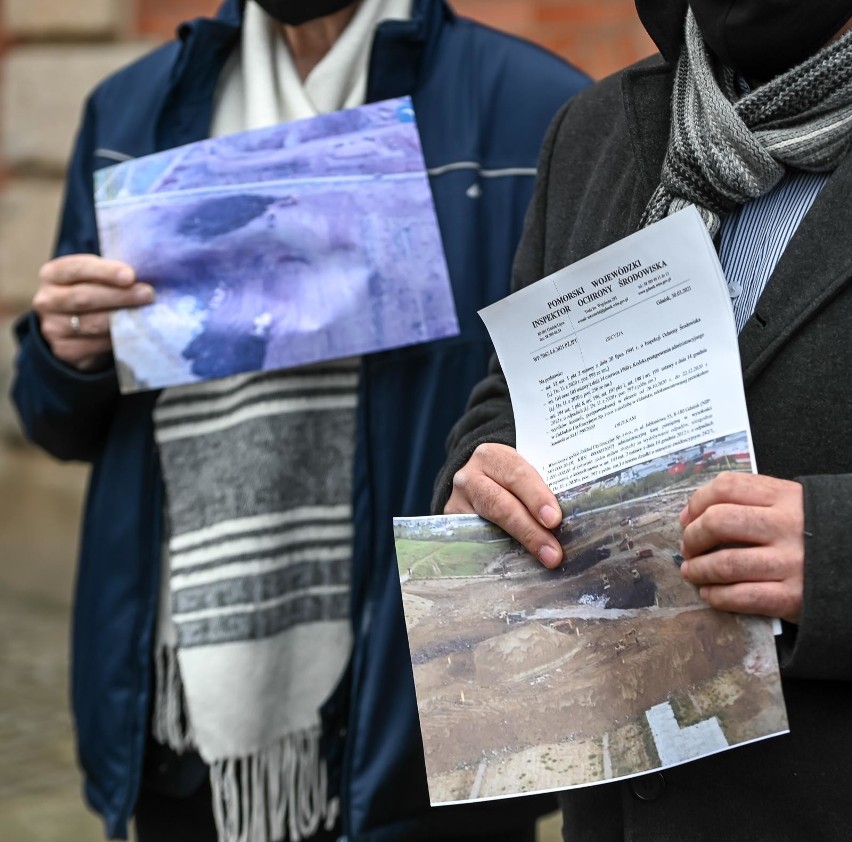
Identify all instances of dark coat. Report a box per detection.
[10,1,590,839]
[434,51,852,842]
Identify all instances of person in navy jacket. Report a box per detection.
[11,1,589,840]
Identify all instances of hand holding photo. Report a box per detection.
[94,97,459,393]
[394,209,787,806]
[395,432,786,804]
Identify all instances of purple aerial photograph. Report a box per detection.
[94,97,459,393]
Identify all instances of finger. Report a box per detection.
[41,310,113,342]
[447,471,563,568]
[681,503,780,557]
[471,443,562,528]
[696,581,801,624]
[34,280,154,317]
[443,486,477,515]
[680,472,786,526]
[680,546,791,586]
[39,254,135,287]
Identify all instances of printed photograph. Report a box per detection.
[394,432,787,805]
[94,96,458,393]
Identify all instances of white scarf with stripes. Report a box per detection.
[153,363,358,842]
[151,3,411,841]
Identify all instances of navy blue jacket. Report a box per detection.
[12,1,589,838]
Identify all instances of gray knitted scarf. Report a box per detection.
[641,9,852,235]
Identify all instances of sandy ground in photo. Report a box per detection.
[401,481,786,804]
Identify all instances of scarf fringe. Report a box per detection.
[210,731,339,842]
[152,642,195,751]
[153,645,337,842]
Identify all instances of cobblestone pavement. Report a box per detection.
[0,444,562,842]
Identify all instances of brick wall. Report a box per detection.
[0,0,154,438]
[0,0,654,441]
[133,1,655,79]
[456,0,654,80]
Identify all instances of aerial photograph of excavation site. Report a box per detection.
[394,432,788,805]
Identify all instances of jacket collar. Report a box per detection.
[157,0,448,149]
[367,0,450,102]
[634,0,687,64]
[155,5,242,150]
[622,57,674,202]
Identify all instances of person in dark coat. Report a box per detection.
[11,1,589,840]
[434,1,852,839]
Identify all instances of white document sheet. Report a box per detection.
[480,207,754,493]
[393,208,787,808]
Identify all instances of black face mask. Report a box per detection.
[688,0,852,79]
[254,0,357,26]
